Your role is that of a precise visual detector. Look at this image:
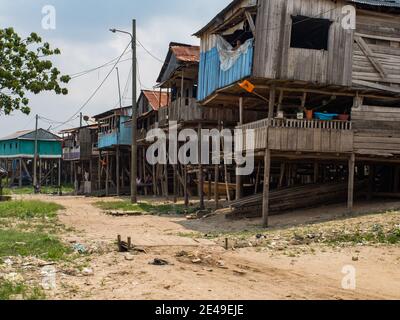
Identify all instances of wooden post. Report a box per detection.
[268,85,276,121]
[98,153,102,191]
[198,123,205,210]
[184,165,189,207]
[164,164,169,201]
[236,97,244,200]
[106,153,109,196]
[262,149,271,228]
[173,164,178,203]
[348,154,356,212]
[367,164,374,201]
[58,158,62,195]
[74,162,78,194]
[152,164,156,197]
[19,158,22,188]
[116,147,120,196]
[314,161,319,184]
[214,164,219,210]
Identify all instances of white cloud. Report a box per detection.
[0,4,222,137]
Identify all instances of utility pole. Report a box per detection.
[80,112,83,128]
[131,19,138,204]
[110,19,137,204]
[33,114,39,191]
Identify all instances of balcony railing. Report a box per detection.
[237,118,354,153]
[238,118,353,131]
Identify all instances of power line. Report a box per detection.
[136,37,164,64]
[68,51,132,80]
[53,40,133,131]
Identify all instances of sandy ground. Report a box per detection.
[15,195,400,300]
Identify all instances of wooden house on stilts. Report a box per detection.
[93,106,133,196]
[0,129,62,189]
[60,125,99,194]
[195,0,400,226]
[156,42,251,208]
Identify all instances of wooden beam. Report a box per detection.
[262,149,271,228]
[245,11,256,37]
[354,35,386,78]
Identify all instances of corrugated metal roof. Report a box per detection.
[142,90,169,111]
[157,42,200,83]
[0,129,61,142]
[352,0,400,7]
[0,130,32,141]
[170,45,200,63]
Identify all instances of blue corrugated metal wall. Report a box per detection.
[98,116,132,149]
[198,39,254,101]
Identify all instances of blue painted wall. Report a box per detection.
[198,39,254,101]
[98,115,132,149]
[0,139,61,158]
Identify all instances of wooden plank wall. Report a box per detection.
[352,10,400,93]
[353,104,400,155]
[79,128,92,160]
[253,0,353,86]
[244,126,354,153]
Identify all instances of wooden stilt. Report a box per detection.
[19,158,22,188]
[262,149,271,228]
[164,164,169,201]
[214,164,219,210]
[58,158,62,195]
[348,154,356,212]
[314,161,319,184]
[184,165,189,207]
[236,97,244,201]
[116,147,120,196]
[152,164,156,197]
[106,153,109,196]
[173,164,177,203]
[198,124,205,210]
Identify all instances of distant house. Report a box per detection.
[0,129,62,160]
[137,89,168,143]
[0,129,62,187]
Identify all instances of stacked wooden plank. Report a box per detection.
[226,181,365,219]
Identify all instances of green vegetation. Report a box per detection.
[0,229,70,261]
[2,185,74,196]
[179,210,400,249]
[0,27,70,115]
[95,200,199,215]
[0,281,45,300]
[0,200,69,261]
[0,200,64,219]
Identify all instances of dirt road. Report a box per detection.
[20,195,400,300]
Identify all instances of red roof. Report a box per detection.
[142,90,169,111]
[170,45,200,63]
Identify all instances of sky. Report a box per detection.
[0,0,231,136]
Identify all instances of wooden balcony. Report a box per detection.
[238,118,354,154]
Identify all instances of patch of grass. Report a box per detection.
[95,201,198,215]
[0,229,71,261]
[3,185,74,195]
[0,280,45,300]
[0,200,64,219]
[324,225,400,245]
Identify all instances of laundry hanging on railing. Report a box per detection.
[216,35,253,72]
